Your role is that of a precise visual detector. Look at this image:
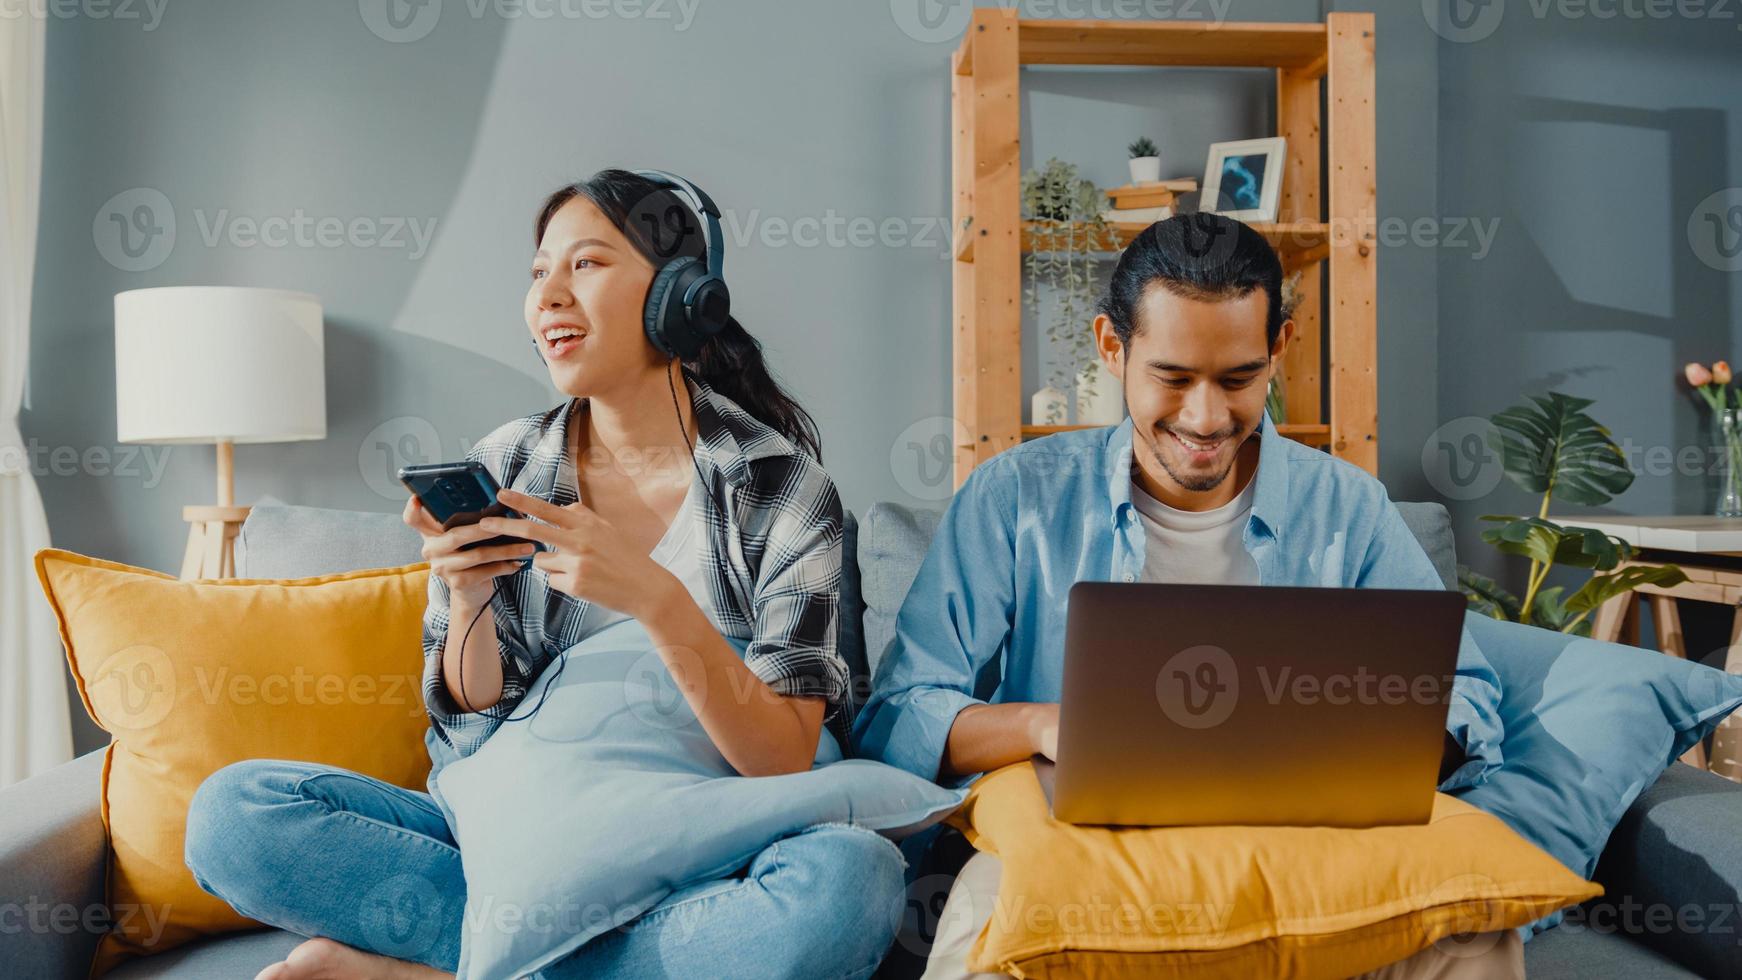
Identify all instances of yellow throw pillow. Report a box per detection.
[946,762,1601,979]
[35,549,434,977]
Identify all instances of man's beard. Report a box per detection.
[1143,425,1247,493]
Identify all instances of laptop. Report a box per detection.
[1033,581,1467,828]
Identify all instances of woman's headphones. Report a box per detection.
[530,170,731,365]
[634,169,731,361]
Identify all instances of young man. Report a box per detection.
[851,214,1514,979]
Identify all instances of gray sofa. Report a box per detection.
[3,501,1738,979]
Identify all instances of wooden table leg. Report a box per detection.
[1592,590,1635,644]
[1649,594,1709,770]
[1706,609,1742,782]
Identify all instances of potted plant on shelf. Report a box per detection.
[1128,137,1161,184]
[1684,360,1742,517]
[1022,158,1112,425]
[1458,391,1686,635]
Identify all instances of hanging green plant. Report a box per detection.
[1021,158,1109,423]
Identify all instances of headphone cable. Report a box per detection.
[666,361,753,606]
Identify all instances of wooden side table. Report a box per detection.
[1555,516,1742,779]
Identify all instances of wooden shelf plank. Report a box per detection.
[1021,423,1332,445]
[963,8,1024,482]
[1018,19,1328,73]
[1277,423,1331,444]
[1277,67,1324,433]
[1326,12,1378,474]
[1018,220,1330,269]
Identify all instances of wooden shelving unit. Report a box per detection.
[950,11,1378,488]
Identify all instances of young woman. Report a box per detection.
[183,170,906,980]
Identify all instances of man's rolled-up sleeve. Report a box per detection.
[850,463,1018,786]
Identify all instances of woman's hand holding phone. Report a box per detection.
[480,488,678,620]
[402,495,537,608]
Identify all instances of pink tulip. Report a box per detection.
[1687,362,1713,387]
[1717,361,1733,385]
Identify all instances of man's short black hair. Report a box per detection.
[1097,212,1287,350]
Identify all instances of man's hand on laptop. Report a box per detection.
[941,702,1060,777]
[1028,703,1059,761]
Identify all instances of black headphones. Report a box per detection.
[634,169,732,361]
[532,170,731,366]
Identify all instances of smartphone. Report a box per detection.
[397,460,545,556]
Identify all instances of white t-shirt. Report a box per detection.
[1130,458,1261,586]
[574,473,716,635]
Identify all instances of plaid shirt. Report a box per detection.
[422,373,849,760]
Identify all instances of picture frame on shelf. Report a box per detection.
[1201,137,1286,222]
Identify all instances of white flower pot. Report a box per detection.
[1076,360,1125,426]
[1128,156,1162,184]
[1032,386,1069,427]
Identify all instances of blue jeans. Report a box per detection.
[184,759,907,980]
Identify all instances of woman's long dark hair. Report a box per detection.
[534,169,823,462]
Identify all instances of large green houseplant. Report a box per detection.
[1458,391,1686,636]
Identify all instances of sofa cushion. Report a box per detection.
[0,747,107,980]
[105,929,304,980]
[947,760,1599,977]
[1583,761,1742,977]
[35,549,433,974]
[839,511,871,719]
[1452,614,1742,939]
[1394,501,1457,590]
[1521,919,1701,979]
[432,617,965,979]
[238,503,423,578]
[856,503,945,680]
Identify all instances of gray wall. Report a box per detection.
[1435,3,1742,652]
[27,0,1446,754]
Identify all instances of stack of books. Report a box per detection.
[1102,179,1198,224]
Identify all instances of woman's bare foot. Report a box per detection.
[253,937,451,980]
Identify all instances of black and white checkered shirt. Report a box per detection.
[421,373,849,759]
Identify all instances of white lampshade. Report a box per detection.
[115,286,326,444]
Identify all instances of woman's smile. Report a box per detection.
[539,321,588,359]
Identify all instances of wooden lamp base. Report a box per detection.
[178,440,249,580]
[180,505,251,579]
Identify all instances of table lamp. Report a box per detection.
[115,286,326,579]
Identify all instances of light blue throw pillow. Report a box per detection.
[1452,611,1742,934]
[428,619,966,980]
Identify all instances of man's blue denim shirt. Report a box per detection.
[849,409,1505,792]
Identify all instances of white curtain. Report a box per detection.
[0,10,70,788]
